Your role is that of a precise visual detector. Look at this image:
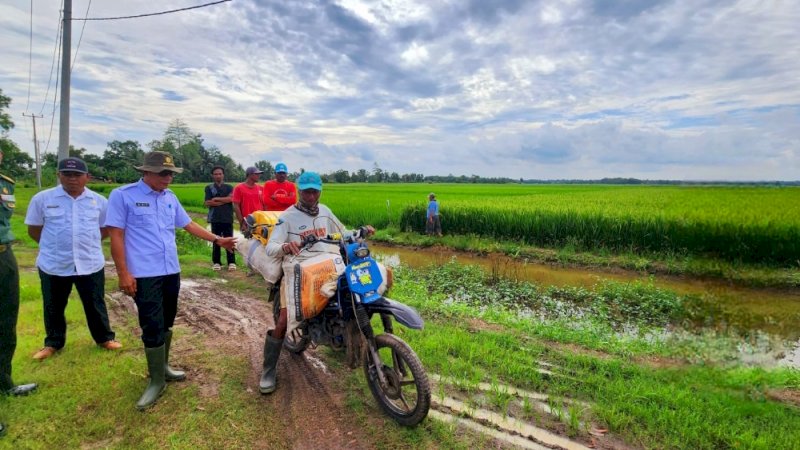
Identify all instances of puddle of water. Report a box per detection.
[372,244,800,342]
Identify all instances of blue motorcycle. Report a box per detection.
[270,231,431,426]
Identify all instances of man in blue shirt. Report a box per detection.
[426,193,442,236]
[25,157,121,361]
[105,151,236,410]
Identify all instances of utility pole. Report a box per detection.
[22,113,44,189]
[57,0,72,164]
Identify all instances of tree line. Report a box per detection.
[3,90,518,185]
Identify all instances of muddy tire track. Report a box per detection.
[108,277,374,449]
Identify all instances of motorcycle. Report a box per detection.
[268,229,431,426]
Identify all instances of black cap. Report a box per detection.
[58,157,88,173]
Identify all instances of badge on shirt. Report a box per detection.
[1,194,15,202]
[46,205,60,208]
[136,202,150,207]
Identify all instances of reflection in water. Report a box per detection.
[372,243,800,368]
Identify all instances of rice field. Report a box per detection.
[92,182,800,266]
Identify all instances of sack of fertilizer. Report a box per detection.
[235,238,283,285]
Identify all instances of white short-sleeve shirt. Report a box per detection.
[25,185,108,276]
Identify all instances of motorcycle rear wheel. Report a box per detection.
[364,334,431,426]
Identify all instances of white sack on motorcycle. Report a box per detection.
[291,254,346,322]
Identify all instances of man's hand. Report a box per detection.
[118,270,137,297]
[282,241,301,255]
[216,236,237,251]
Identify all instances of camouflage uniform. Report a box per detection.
[0,172,19,392]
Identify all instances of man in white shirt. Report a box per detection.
[24,157,121,361]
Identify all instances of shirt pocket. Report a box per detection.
[131,208,157,228]
[81,207,100,224]
[44,207,66,224]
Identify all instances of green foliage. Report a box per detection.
[396,185,800,265]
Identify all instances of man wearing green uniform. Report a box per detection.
[0,149,38,437]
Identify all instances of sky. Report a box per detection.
[1,0,798,181]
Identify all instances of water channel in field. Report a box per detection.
[369,243,800,368]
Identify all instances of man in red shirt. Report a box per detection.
[233,167,264,232]
[262,162,296,211]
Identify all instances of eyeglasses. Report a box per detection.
[157,171,176,177]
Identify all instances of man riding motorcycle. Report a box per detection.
[261,171,374,394]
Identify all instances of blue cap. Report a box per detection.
[58,157,88,173]
[297,172,322,191]
[275,162,288,173]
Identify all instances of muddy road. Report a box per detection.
[107,276,375,450]
[105,270,619,450]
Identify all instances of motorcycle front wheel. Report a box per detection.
[364,334,431,426]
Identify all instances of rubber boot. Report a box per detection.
[164,331,186,382]
[259,332,283,394]
[136,345,167,410]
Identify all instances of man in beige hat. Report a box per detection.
[105,151,236,410]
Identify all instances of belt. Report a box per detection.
[0,243,8,253]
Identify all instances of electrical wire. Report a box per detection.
[71,0,92,73]
[25,0,33,112]
[38,8,63,116]
[43,25,62,155]
[72,0,231,21]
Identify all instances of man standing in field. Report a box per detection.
[204,166,235,271]
[25,157,122,361]
[426,193,442,237]
[262,162,296,211]
[0,148,38,438]
[233,166,264,232]
[105,151,236,410]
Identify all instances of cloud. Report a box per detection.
[0,0,798,181]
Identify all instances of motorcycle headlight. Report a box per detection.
[355,247,370,259]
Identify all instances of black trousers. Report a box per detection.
[211,222,235,265]
[0,246,19,391]
[134,273,180,348]
[39,268,114,349]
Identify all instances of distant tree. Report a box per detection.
[332,169,350,183]
[254,160,274,180]
[103,140,145,183]
[0,90,34,179]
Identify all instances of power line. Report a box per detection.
[71,0,92,73]
[25,0,33,112]
[39,7,63,116]
[43,22,62,155]
[72,0,231,21]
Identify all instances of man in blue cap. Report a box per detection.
[260,172,374,394]
[25,157,121,361]
[262,162,296,211]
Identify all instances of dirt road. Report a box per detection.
[108,277,375,450]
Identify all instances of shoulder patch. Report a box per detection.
[0,173,15,184]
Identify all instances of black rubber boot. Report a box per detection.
[259,332,283,394]
[136,345,166,410]
[164,331,186,382]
